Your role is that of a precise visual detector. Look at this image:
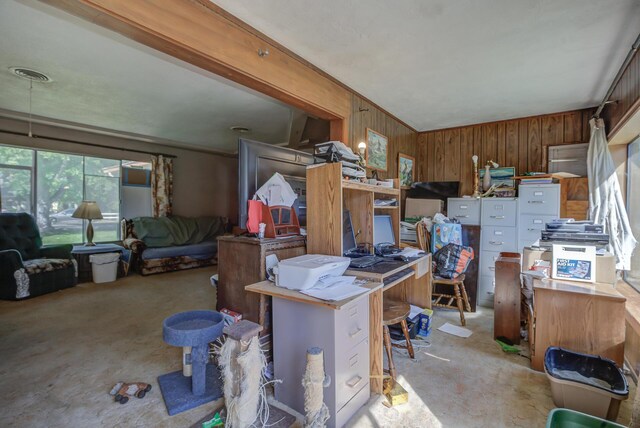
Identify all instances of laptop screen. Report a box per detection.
[374,215,396,246]
[343,210,357,255]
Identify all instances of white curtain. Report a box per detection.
[587,118,637,270]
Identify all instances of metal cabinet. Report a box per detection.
[447,198,481,225]
[273,294,370,428]
[517,184,560,250]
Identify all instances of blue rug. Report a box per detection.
[158,364,223,416]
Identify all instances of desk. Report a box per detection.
[71,244,125,283]
[528,278,626,371]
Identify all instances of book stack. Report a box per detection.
[518,173,553,185]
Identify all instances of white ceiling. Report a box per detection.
[213,0,640,131]
[0,0,295,152]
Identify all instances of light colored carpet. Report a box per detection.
[0,268,634,427]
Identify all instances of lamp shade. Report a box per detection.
[72,201,103,220]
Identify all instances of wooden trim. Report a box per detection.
[607,96,640,141]
[43,0,351,137]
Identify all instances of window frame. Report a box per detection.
[625,136,640,292]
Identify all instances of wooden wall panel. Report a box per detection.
[350,94,418,181]
[416,108,593,196]
[603,50,640,138]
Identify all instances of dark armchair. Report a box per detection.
[0,213,77,300]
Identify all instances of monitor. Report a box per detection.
[343,210,357,254]
[374,215,396,246]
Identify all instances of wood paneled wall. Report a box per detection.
[350,94,418,180]
[603,50,640,138]
[417,109,594,196]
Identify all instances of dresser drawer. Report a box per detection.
[479,250,501,278]
[335,337,370,410]
[335,296,369,351]
[518,185,560,215]
[448,198,481,225]
[481,199,517,226]
[478,275,496,307]
[481,226,517,252]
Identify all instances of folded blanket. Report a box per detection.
[132,216,226,248]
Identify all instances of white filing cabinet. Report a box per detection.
[517,184,560,251]
[479,198,518,307]
[447,197,482,225]
[273,294,370,428]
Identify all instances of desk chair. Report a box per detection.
[382,299,415,381]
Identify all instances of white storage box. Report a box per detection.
[275,254,350,290]
[552,244,596,283]
[89,252,120,283]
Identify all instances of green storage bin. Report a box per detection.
[546,408,626,428]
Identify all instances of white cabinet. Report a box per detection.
[479,198,518,307]
[517,184,560,250]
[273,294,370,428]
[447,198,481,225]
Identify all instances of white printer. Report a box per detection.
[274,254,351,290]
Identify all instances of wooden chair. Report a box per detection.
[415,221,431,253]
[432,274,472,326]
[382,299,415,381]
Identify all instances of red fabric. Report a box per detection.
[246,199,264,233]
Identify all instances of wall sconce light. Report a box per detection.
[357,141,366,167]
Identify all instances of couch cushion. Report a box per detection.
[141,241,218,260]
[0,213,42,260]
[23,258,74,275]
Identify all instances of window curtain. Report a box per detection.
[151,155,173,217]
[587,118,637,270]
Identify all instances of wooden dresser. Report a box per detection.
[216,235,306,329]
[528,278,626,371]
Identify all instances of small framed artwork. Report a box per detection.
[398,153,415,188]
[366,128,388,171]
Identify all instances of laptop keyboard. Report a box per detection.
[349,255,384,268]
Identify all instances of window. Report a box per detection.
[0,144,150,245]
[0,146,33,213]
[626,137,640,291]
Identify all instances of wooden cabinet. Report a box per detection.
[216,235,306,329]
[528,278,626,371]
[494,253,521,344]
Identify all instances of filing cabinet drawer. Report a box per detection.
[518,185,560,215]
[335,378,370,428]
[481,199,517,226]
[448,198,481,225]
[518,214,558,248]
[479,250,501,278]
[335,337,370,410]
[335,296,369,351]
[478,275,496,307]
[481,226,517,253]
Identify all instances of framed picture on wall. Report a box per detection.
[366,128,388,171]
[398,153,415,188]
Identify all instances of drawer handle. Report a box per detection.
[527,228,539,231]
[490,215,505,219]
[346,375,363,389]
[460,205,468,209]
[489,241,504,245]
[349,306,358,317]
[457,215,469,218]
[349,327,363,339]
[488,266,495,271]
[528,200,544,204]
[349,354,359,367]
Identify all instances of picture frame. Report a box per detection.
[479,166,516,187]
[366,128,388,171]
[398,153,415,189]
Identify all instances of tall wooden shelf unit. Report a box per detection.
[306,162,401,256]
[305,162,432,396]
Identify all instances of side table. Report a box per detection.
[72,243,125,283]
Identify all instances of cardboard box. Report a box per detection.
[404,198,444,219]
[522,247,616,285]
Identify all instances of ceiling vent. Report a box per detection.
[9,67,52,83]
[230,126,250,133]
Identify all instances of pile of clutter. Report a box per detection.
[314,141,366,180]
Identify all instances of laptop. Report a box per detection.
[343,210,383,268]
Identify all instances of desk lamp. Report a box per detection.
[72,201,103,246]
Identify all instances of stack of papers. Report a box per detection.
[300,276,369,301]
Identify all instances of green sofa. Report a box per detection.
[0,213,77,300]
